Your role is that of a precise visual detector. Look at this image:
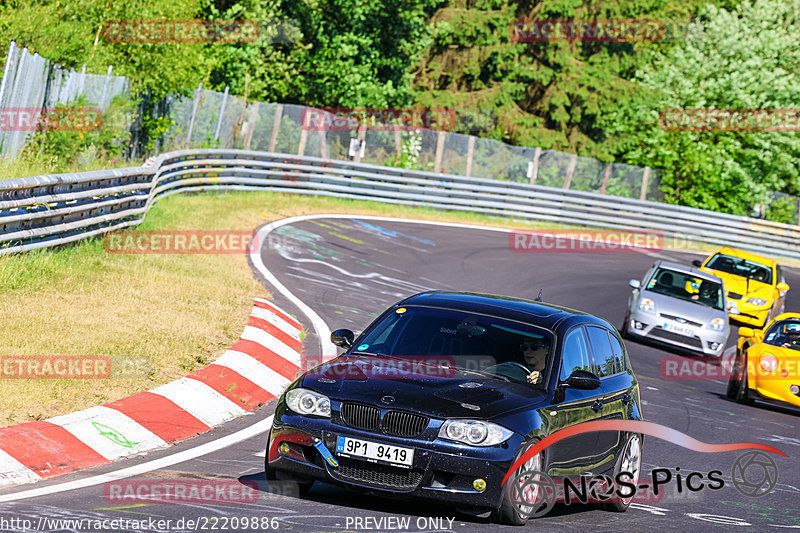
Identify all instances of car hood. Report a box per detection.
[701,268,772,299]
[641,289,727,323]
[751,343,800,361]
[299,355,548,420]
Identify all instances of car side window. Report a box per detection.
[559,327,592,381]
[586,326,618,378]
[608,332,626,373]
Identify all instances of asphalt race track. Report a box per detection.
[1,215,799,532]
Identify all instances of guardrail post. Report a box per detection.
[600,162,612,194]
[465,136,475,177]
[269,104,283,152]
[640,166,651,201]
[562,153,577,189]
[394,124,402,157]
[354,123,367,163]
[298,125,308,156]
[434,130,446,173]
[528,147,541,184]
[243,102,259,150]
[186,82,202,147]
[213,85,229,142]
[99,65,112,109]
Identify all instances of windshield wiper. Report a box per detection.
[458,368,513,382]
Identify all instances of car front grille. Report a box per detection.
[383,411,429,437]
[330,457,423,490]
[649,327,704,349]
[341,403,380,431]
[659,313,703,327]
[340,403,429,438]
[728,292,743,300]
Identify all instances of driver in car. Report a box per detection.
[521,340,548,384]
[780,323,800,349]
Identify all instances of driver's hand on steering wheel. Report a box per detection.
[527,370,540,384]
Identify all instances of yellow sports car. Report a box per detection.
[693,247,789,328]
[727,313,800,410]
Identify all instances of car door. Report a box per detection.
[585,325,637,471]
[546,325,604,476]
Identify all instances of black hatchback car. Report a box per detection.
[266,291,643,524]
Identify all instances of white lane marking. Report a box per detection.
[214,350,293,396]
[647,386,659,390]
[251,216,338,360]
[0,450,41,488]
[241,325,302,367]
[250,306,302,340]
[254,450,266,458]
[0,416,273,502]
[149,377,247,428]
[48,406,168,462]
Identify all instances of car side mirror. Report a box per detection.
[692,259,703,267]
[738,326,754,338]
[777,282,790,291]
[561,369,601,390]
[331,328,355,348]
[629,279,641,290]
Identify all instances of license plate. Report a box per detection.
[662,321,694,337]
[336,436,414,468]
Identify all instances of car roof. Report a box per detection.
[653,261,723,283]
[710,247,777,267]
[397,291,614,333]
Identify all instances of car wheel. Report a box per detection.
[620,310,631,338]
[600,433,642,512]
[726,351,743,400]
[493,440,552,525]
[264,439,315,495]
[736,361,754,406]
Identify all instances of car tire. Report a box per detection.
[726,351,743,400]
[264,440,315,495]
[599,433,643,512]
[736,361,754,406]
[620,310,631,339]
[493,439,551,526]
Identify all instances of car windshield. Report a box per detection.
[764,319,800,351]
[645,268,724,310]
[706,254,772,285]
[353,306,555,386]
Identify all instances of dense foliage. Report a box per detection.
[0,0,797,217]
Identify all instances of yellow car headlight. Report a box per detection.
[760,354,779,373]
[747,297,768,306]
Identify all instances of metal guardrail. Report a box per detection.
[1,149,798,259]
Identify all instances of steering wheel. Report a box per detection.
[483,362,534,382]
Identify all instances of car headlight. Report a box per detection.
[285,388,331,417]
[760,354,779,373]
[708,317,725,331]
[438,420,513,446]
[746,297,768,306]
[638,298,656,313]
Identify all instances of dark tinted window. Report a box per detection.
[587,326,617,377]
[706,253,773,285]
[560,327,591,381]
[608,332,626,373]
[355,306,554,385]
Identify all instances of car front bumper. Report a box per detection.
[627,310,728,357]
[749,374,800,408]
[267,413,524,510]
[730,303,771,328]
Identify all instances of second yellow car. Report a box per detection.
[693,247,789,328]
[727,313,800,410]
